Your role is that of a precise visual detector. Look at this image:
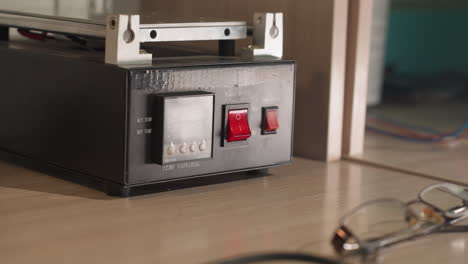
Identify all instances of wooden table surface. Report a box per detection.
[356,131,468,185]
[1,157,467,264]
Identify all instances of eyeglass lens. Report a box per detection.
[342,200,415,241]
[420,187,467,215]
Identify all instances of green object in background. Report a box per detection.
[385,9,468,74]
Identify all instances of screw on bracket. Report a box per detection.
[242,13,283,58]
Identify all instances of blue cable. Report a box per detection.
[366,125,468,143]
[366,126,444,143]
[368,114,442,134]
[367,113,468,143]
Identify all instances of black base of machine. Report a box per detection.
[0,149,278,197]
[0,39,295,197]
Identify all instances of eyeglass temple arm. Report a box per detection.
[440,225,468,233]
[420,183,468,202]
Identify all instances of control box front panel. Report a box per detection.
[152,92,214,164]
[127,62,295,184]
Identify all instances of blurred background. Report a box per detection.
[362,0,468,186]
[368,0,468,105]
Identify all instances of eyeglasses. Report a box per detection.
[332,182,468,255]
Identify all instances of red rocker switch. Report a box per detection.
[262,107,279,134]
[226,109,251,142]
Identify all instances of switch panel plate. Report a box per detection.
[152,92,214,164]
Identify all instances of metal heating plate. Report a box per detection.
[0,1,247,41]
[0,1,283,64]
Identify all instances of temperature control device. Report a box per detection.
[0,5,295,196]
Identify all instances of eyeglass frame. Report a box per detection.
[332,182,468,255]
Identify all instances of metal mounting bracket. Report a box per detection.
[243,13,283,59]
[105,15,152,65]
[104,13,283,65]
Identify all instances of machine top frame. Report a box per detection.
[0,8,247,39]
[0,1,283,64]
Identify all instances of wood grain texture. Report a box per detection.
[143,0,348,161]
[342,0,373,157]
[325,0,349,161]
[2,157,466,264]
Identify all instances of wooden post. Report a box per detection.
[342,0,373,157]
